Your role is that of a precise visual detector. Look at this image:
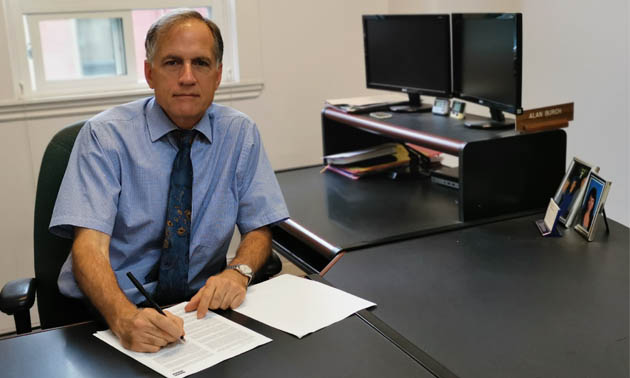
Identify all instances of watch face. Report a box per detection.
[230,264,252,276]
[227,264,253,285]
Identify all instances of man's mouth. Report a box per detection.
[174,94,200,98]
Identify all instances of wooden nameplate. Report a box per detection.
[516,103,574,132]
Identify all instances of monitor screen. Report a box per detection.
[363,15,451,98]
[452,13,522,115]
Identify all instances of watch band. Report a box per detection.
[226,264,253,286]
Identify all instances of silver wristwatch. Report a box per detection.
[226,264,253,286]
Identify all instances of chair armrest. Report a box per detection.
[0,278,37,315]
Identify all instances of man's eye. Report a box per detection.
[194,59,211,67]
[164,60,179,66]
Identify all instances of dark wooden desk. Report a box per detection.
[0,309,435,378]
[324,214,629,378]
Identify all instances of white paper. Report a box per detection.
[235,274,376,338]
[544,198,560,230]
[440,153,459,168]
[326,93,408,107]
[324,143,399,165]
[94,302,271,378]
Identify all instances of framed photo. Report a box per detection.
[574,172,612,241]
[553,157,598,227]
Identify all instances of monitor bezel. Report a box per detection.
[451,13,523,115]
[362,14,452,98]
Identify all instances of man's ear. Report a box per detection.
[144,60,154,89]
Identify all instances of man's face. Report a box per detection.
[145,19,222,129]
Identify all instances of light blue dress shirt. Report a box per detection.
[50,97,289,304]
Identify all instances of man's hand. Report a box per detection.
[184,226,271,319]
[72,227,185,353]
[185,269,248,318]
[112,307,185,353]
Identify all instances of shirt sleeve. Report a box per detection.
[235,123,289,234]
[49,121,121,239]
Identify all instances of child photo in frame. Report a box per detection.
[553,157,598,227]
[574,172,611,241]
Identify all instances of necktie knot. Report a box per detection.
[174,130,196,149]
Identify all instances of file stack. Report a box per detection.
[322,143,410,180]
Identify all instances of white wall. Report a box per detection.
[387,0,521,13]
[231,0,388,169]
[521,0,628,226]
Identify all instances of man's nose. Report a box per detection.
[179,63,196,85]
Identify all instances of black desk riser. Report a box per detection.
[321,107,566,222]
[0,304,435,378]
[325,214,629,378]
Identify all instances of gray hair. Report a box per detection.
[145,9,224,66]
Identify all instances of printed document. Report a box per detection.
[235,274,376,338]
[94,302,271,378]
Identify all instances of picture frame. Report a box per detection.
[574,172,612,241]
[553,157,599,227]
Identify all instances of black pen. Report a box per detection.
[126,272,186,343]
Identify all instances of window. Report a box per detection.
[38,17,127,80]
[5,0,237,98]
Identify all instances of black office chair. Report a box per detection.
[0,120,281,334]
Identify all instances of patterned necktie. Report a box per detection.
[155,130,195,305]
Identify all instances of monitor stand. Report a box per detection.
[464,107,515,129]
[389,93,432,113]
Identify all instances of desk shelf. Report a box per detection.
[322,107,566,221]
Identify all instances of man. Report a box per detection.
[49,10,288,353]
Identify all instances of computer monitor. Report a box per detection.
[363,14,451,112]
[452,13,523,128]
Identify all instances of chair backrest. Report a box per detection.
[34,121,92,329]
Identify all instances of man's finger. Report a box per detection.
[141,332,170,347]
[142,324,177,343]
[231,290,246,309]
[147,309,184,341]
[165,311,185,336]
[209,288,225,309]
[197,284,216,319]
[219,291,233,310]
[185,288,203,312]
[134,342,162,353]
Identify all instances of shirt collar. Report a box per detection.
[145,97,214,143]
